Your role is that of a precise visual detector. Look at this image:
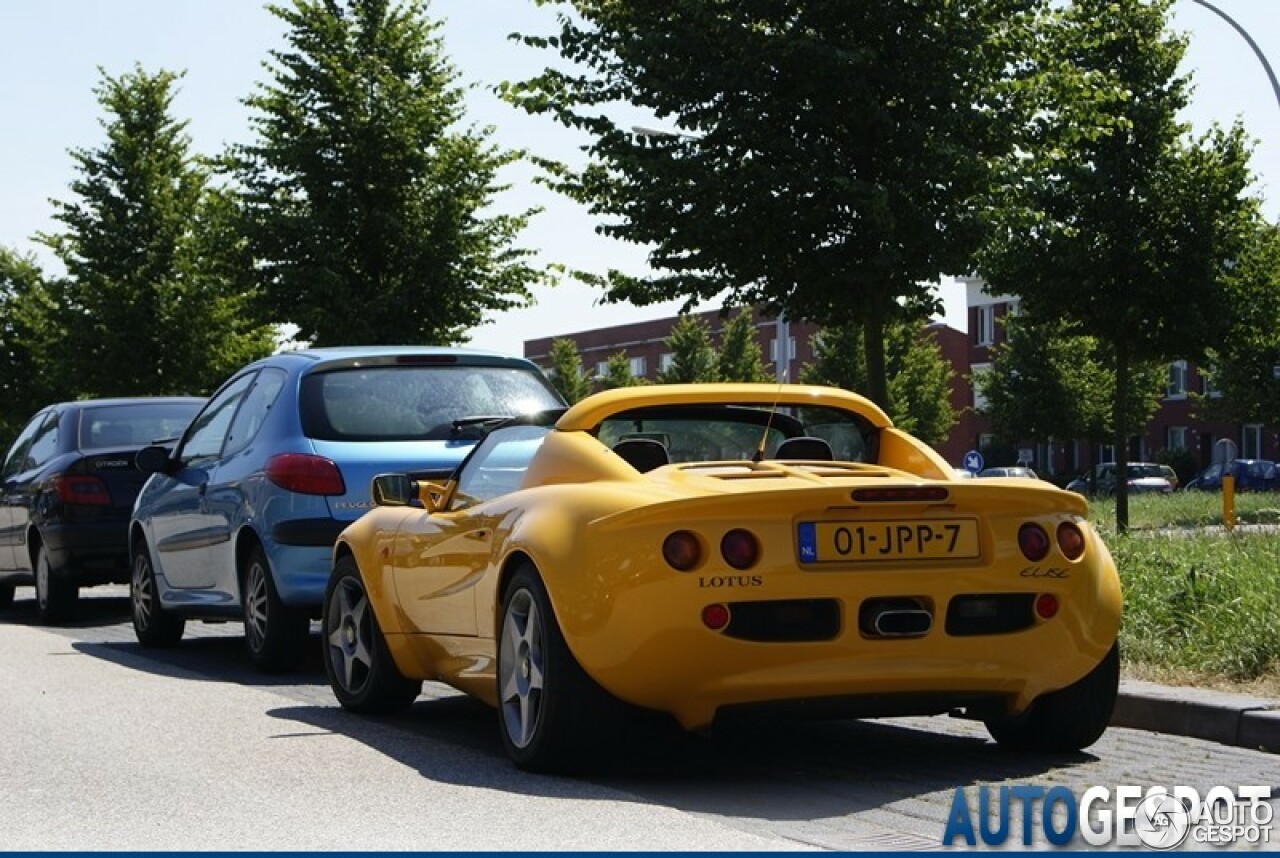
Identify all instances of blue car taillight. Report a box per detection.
[265,453,346,496]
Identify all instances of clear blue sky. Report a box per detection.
[1,0,1277,353]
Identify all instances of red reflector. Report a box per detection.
[1057,522,1086,561]
[1035,593,1059,620]
[851,486,950,503]
[52,475,111,506]
[720,529,760,570]
[702,603,730,631]
[1018,523,1051,562]
[265,454,346,496]
[662,531,702,572]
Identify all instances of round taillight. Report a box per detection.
[1035,593,1060,620]
[702,603,731,631]
[720,529,760,570]
[1057,522,1086,561]
[663,531,702,572]
[1018,523,1051,562]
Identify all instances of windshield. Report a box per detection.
[300,365,561,442]
[595,403,873,463]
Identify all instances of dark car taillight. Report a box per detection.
[265,454,346,496]
[51,475,111,506]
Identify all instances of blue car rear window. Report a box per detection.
[300,365,561,441]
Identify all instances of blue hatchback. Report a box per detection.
[129,347,563,671]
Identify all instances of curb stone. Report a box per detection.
[1113,679,1280,752]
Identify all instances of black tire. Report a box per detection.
[33,543,78,624]
[131,543,185,647]
[322,555,420,713]
[985,642,1120,752]
[497,564,620,773]
[0,584,14,610]
[242,546,311,673]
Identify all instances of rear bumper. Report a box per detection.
[273,518,346,547]
[42,520,131,585]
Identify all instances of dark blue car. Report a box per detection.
[129,347,562,672]
[1184,459,1278,492]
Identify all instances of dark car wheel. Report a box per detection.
[497,564,622,773]
[0,584,14,609]
[131,545,185,647]
[322,555,420,713]
[34,544,78,624]
[985,642,1119,753]
[242,546,310,673]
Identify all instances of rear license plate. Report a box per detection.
[797,519,980,563]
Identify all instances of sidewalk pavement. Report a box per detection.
[1114,679,1280,753]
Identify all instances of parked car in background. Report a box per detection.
[129,347,563,672]
[977,466,1039,480]
[1065,462,1174,497]
[1184,459,1278,492]
[0,397,203,621]
[324,384,1121,772]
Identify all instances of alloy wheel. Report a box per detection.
[499,587,545,749]
[244,558,270,653]
[327,576,373,693]
[132,553,154,631]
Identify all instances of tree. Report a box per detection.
[598,351,643,390]
[1204,218,1280,425]
[801,319,956,447]
[977,315,1163,483]
[235,0,540,346]
[716,310,769,383]
[39,66,273,399]
[658,314,717,384]
[979,0,1256,529]
[507,0,1038,409]
[0,249,60,447]
[547,338,592,404]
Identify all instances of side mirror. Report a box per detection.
[371,473,415,507]
[135,445,175,475]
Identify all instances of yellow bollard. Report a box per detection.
[1223,473,1236,531]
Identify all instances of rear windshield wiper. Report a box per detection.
[449,415,512,438]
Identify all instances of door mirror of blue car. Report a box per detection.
[372,473,415,507]
[135,445,175,475]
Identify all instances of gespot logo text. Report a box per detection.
[942,783,1274,848]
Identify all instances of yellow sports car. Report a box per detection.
[322,384,1121,772]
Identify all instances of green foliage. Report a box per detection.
[547,338,591,404]
[1154,447,1198,489]
[979,0,1257,529]
[0,249,60,447]
[715,310,769,383]
[978,314,1161,444]
[1203,219,1280,425]
[598,351,643,390]
[506,0,1040,404]
[38,66,273,399]
[802,320,956,446]
[235,0,540,346]
[658,315,717,384]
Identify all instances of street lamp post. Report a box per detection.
[1190,0,1280,114]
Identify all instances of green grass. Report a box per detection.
[1067,493,1280,686]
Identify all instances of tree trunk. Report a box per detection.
[1112,342,1130,533]
[863,299,890,409]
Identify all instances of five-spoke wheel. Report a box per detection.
[131,543,184,647]
[242,547,310,673]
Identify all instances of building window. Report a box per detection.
[1167,426,1187,451]
[978,433,995,451]
[659,353,674,372]
[975,305,995,346]
[1243,424,1264,459]
[629,356,646,377]
[1005,300,1020,318]
[1201,366,1222,398]
[769,337,796,363]
[595,361,609,379]
[970,362,992,411]
[1166,360,1188,399]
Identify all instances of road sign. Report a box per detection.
[963,450,984,474]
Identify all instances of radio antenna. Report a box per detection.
[752,379,787,463]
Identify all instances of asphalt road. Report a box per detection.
[1,587,1277,851]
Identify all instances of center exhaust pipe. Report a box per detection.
[860,598,933,638]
